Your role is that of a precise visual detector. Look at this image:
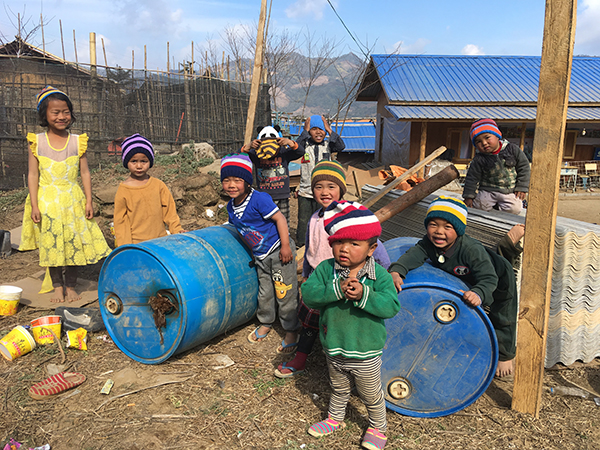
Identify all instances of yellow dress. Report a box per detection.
[20,132,111,275]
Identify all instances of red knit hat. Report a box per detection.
[323,201,381,244]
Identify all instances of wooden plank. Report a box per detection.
[362,146,446,208]
[511,0,577,418]
[418,122,427,178]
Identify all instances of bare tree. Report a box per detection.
[0,5,49,50]
[222,25,252,82]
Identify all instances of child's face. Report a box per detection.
[46,99,72,131]
[331,239,377,272]
[222,177,248,202]
[127,153,151,179]
[426,218,458,251]
[474,133,500,154]
[313,181,341,209]
[309,127,326,143]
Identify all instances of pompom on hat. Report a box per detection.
[470,119,502,145]
[324,201,381,244]
[311,160,347,197]
[220,153,253,185]
[36,85,69,110]
[121,133,155,168]
[424,196,468,236]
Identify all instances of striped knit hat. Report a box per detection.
[121,133,155,168]
[256,138,279,160]
[425,196,468,236]
[36,85,69,110]
[324,201,381,244]
[470,119,502,145]
[220,153,253,185]
[311,160,347,196]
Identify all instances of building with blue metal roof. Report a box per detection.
[356,54,600,167]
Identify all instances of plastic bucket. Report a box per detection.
[98,225,259,364]
[30,315,62,345]
[0,325,36,361]
[0,285,23,316]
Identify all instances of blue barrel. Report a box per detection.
[382,237,498,417]
[98,225,258,364]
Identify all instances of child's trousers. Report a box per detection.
[473,191,523,214]
[254,240,299,332]
[326,354,387,431]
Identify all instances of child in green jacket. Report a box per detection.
[302,201,400,450]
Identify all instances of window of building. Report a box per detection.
[447,129,473,161]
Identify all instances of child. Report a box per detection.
[301,201,400,450]
[220,153,299,352]
[295,115,346,246]
[242,125,304,221]
[388,196,518,377]
[19,86,111,303]
[275,161,391,378]
[463,119,530,214]
[113,133,184,246]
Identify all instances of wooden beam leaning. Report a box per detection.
[511,0,577,418]
[362,146,447,209]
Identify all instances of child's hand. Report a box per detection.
[178,229,187,233]
[322,116,332,135]
[279,244,293,264]
[31,205,41,223]
[460,290,482,307]
[390,272,404,292]
[303,117,311,131]
[85,201,94,220]
[276,137,294,147]
[464,198,474,208]
[515,191,526,200]
[341,277,363,301]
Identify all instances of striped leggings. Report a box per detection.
[325,354,387,431]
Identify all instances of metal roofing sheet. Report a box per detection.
[284,120,376,153]
[385,105,600,121]
[372,55,600,104]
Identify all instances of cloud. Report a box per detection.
[462,44,485,55]
[285,0,329,20]
[399,38,430,54]
[575,0,600,55]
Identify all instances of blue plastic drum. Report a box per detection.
[382,237,498,417]
[98,225,258,364]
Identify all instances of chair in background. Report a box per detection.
[454,163,468,186]
[579,163,598,190]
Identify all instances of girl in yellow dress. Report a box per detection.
[20,86,111,303]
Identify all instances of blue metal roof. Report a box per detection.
[283,120,376,153]
[386,105,600,121]
[369,55,600,104]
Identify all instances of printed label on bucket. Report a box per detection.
[0,326,35,361]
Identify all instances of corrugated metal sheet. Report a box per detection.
[372,55,600,104]
[284,120,376,153]
[385,105,600,121]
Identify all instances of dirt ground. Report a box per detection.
[1,165,600,450]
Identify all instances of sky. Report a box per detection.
[1,0,600,71]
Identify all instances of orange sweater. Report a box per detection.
[114,177,183,246]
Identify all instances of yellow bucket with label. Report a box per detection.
[0,285,23,316]
[31,315,62,345]
[0,326,36,361]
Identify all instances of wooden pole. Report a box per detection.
[363,146,447,208]
[244,0,268,146]
[101,38,108,68]
[167,42,170,73]
[73,30,78,68]
[40,14,45,55]
[374,165,459,223]
[511,0,577,418]
[519,122,527,151]
[89,32,97,76]
[418,121,428,178]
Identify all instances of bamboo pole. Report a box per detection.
[40,14,45,55]
[244,0,268,145]
[101,38,108,67]
[60,20,65,61]
[418,122,428,178]
[89,32,97,77]
[167,42,170,73]
[73,30,78,69]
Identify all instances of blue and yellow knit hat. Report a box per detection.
[425,196,468,236]
[36,85,69,110]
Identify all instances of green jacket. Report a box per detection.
[301,259,401,359]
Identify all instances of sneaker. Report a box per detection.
[361,427,387,450]
[308,417,345,437]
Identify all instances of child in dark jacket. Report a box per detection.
[302,200,400,450]
[388,196,518,378]
[463,119,530,214]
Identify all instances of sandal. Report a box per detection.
[308,417,346,437]
[29,372,86,400]
[274,362,305,378]
[276,339,298,354]
[247,326,271,343]
[361,427,387,450]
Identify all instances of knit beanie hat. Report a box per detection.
[309,115,325,132]
[256,138,279,160]
[324,201,382,244]
[220,153,253,185]
[121,133,155,168]
[311,160,347,196]
[36,85,69,110]
[470,119,502,145]
[424,196,468,236]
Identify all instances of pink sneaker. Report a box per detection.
[361,427,387,450]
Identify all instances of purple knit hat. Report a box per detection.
[121,134,155,168]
